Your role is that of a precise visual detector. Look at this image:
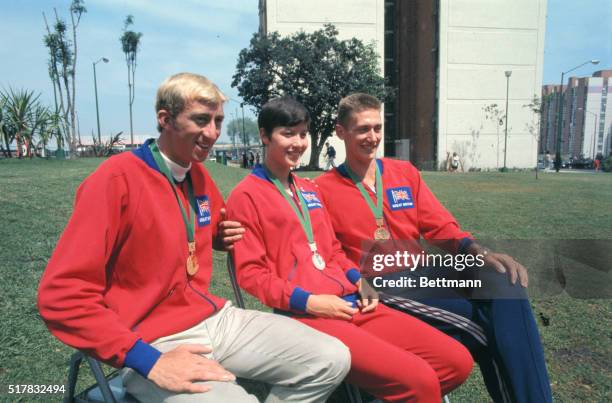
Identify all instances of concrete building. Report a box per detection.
[540,84,562,155]
[259,0,548,170]
[540,70,612,160]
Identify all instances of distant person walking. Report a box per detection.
[325,142,336,170]
[448,152,461,173]
[545,151,552,170]
[594,154,602,172]
[242,152,248,169]
[248,151,255,168]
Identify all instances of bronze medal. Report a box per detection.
[374,218,390,240]
[186,242,199,275]
[374,226,391,240]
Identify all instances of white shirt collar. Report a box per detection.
[158,149,191,182]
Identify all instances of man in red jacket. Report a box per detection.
[315,93,553,403]
[37,73,350,403]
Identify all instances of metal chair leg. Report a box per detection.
[64,351,84,403]
[343,382,363,403]
[226,253,245,308]
[86,356,118,403]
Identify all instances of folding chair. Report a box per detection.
[226,254,363,403]
[64,351,137,403]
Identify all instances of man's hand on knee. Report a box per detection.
[147,344,236,393]
[468,243,528,287]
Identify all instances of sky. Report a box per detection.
[0,0,610,144]
[0,0,260,143]
[542,0,611,85]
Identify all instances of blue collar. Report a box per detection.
[251,164,269,181]
[132,138,161,173]
[251,164,295,185]
[337,159,384,178]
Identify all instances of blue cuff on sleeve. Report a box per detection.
[289,287,311,312]
[345,268,361,284]
[458,237,475,254]
[124,339,162,378]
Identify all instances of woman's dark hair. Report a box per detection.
[258,96,311,137]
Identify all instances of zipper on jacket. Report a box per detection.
[319,269,346,295]
[187,278,218,312]
[131,286,176,331]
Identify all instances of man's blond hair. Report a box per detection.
[155,73,227,132]
[337,93,381,127]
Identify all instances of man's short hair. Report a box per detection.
[258,96,310,137]
[337,93,381,127]
[156,72,226,132]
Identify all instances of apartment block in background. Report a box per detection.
[540,70,612,159]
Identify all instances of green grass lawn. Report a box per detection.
[1,158,611,402]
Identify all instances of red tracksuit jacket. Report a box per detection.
[226,166,361,313]
[37,141,226,369]
[315,158,473,268]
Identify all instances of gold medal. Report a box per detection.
[186,242,199,275]
[374,218,390,240]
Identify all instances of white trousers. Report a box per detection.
[123,302,350,402]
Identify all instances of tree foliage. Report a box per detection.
[120,15,143,146]
[232,24,391,168]
[42,0,86,155]
[226,117,259,146]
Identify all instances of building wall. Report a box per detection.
[385,0,439,169]
[601,79,612,157]
[540,84,562,154]
[260,0,386,168]
[438,0,547,169]
[581,77,602,159]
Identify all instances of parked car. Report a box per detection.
[570,158,593,169]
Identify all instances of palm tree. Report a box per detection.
[2,88,40,158]
[30,105,58,158]
[0,95,11,157]
[120,15,142,147]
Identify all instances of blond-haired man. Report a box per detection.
[38,73,350,402]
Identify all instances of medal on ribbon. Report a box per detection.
[265,166,326,271]
[345,162,390,240]
[150,141,199,275]
[186,242,199,275]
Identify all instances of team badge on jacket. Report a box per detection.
[301,191,323,210]
[386,187,414,210]
[195,196,211,226]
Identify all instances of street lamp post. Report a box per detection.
[93,57,109,144]
[240,103,247,147]
[228,98,248,147]
[554,59,599,172]
[503,71,512,171]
